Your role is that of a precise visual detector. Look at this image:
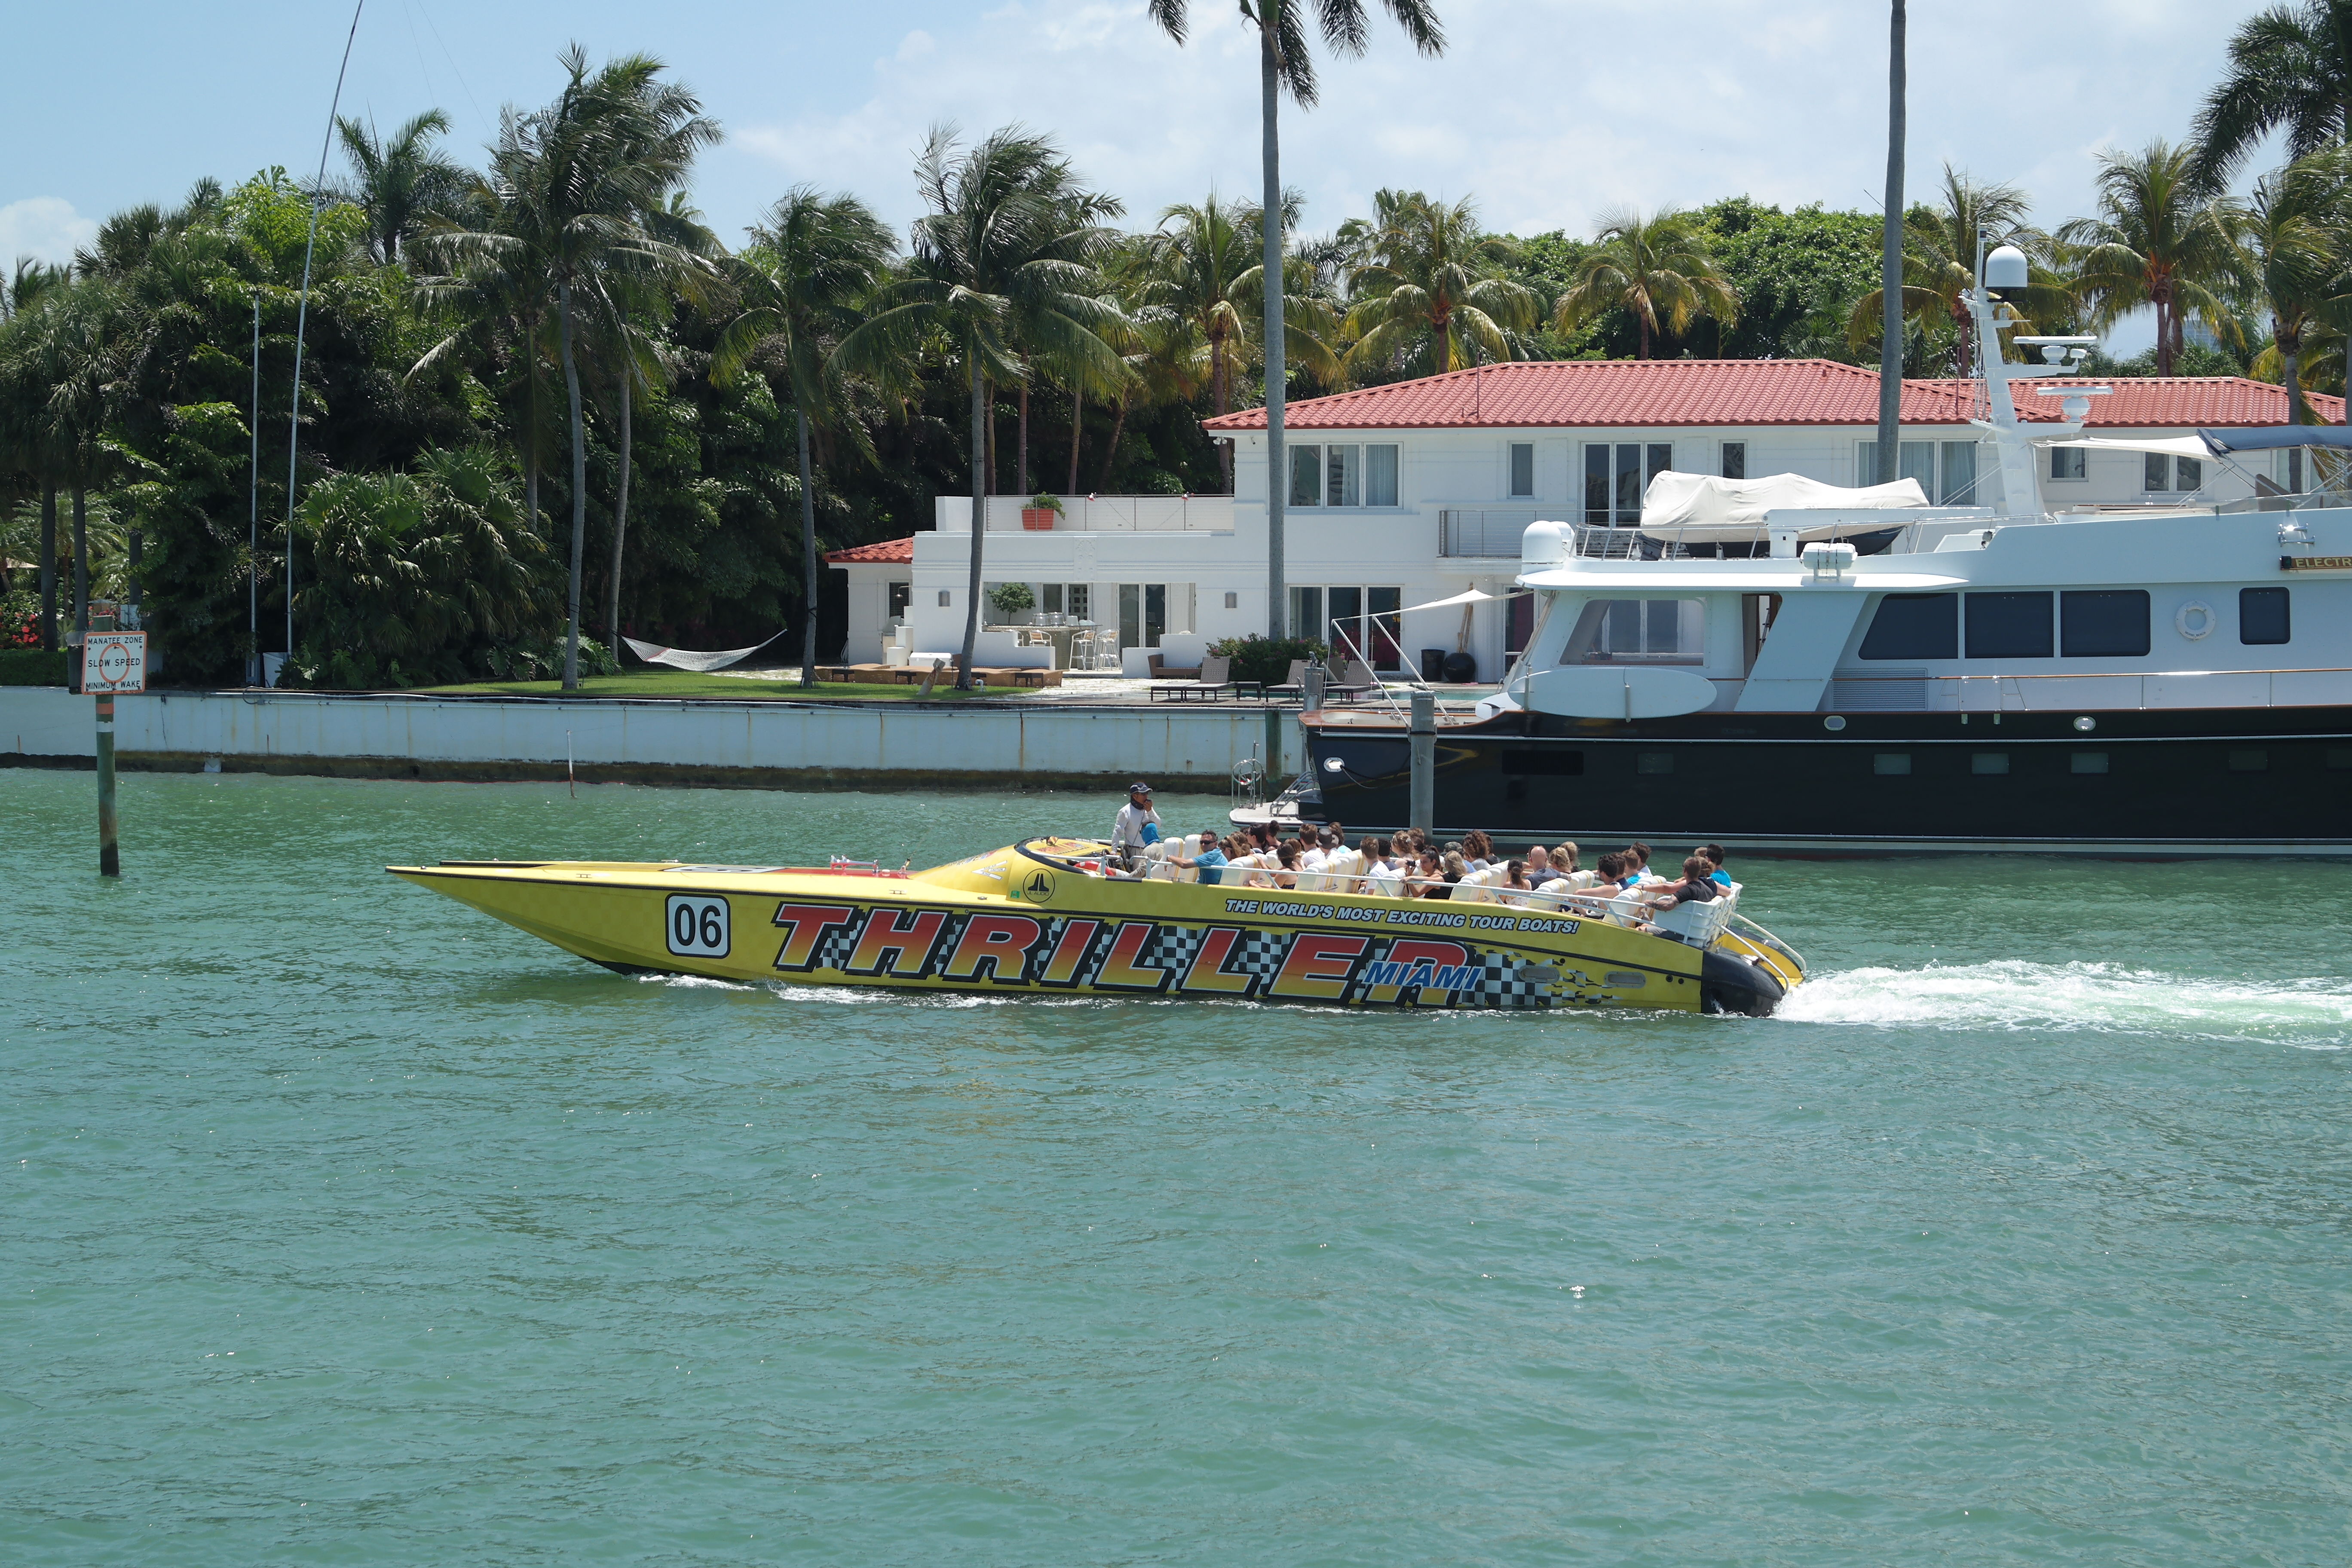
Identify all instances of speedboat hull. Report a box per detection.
[389,839,1801,1015]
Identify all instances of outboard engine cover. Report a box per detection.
[1699,949,1785,1016]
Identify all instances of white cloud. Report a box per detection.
[0,196,97,269]
[720,0,2276,249]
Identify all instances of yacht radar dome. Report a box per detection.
[1984,243,2029,292]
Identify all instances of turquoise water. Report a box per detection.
[5,769,2349,1566]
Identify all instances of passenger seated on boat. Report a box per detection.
[1295,834,1329,891]
[1323,834,1369,893]
[1652,856,1721,909]
[1449,863,1498,903]
[1171,829,1231,885]
[1698,843,1731,888]
[1461,830,1495,871]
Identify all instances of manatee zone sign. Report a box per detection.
[83,633,147,695]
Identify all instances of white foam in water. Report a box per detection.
[1780,959,2352,1047]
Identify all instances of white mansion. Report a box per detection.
[829,358,2337,679]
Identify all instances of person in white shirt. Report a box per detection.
[1295,836,1330,892]
[1110,782,1161,870]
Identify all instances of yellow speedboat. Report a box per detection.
[389,838,1804,1014]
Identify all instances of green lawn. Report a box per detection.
[419,668,1031,702]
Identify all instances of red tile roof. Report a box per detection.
[824,536,914,565]
[1198,359,2344,431]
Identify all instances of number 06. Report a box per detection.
[665,894,730,958]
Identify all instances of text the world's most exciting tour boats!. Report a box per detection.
[389,832,1806,1016]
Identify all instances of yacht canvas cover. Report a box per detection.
[2037,435,2212,459]
[1638,470,1929,543]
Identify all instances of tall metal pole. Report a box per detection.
[250,291,260,685]
[1259,9,1286,640]
[285,0,367,672]
[1874,0,1906,484]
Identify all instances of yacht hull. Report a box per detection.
[1301,706,2352,857]
[389,839,1799,1015]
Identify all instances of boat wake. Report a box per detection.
[1779,959,2352,1048]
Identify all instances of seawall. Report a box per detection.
[0,688,1299,791]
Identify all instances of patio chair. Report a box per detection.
[1265,658,1309,700]
[1147,652,1203,682]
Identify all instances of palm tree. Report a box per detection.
[2193,1,2352,189]
[2240,150,2352,423]
[836,124,1126,689]
[1342,190,1536,377]
[1552,206,1738,359]
[1141,195,1258,489]
[334,110,467,266]
[714,186,895,686]
[1145,0,1446,637]
[22,277,126,682]
[428,47,720,689]
[0,264,71,650]
[1845,166,2068,374]
[2059,140,2245,376]
[1877,0,1906,484]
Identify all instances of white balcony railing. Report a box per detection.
[1438,508,1545,557]
[939,495,1234,533]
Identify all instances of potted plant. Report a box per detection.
[1020,492,1066,531]
[986,581,1037,625]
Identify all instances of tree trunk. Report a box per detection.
[1067,389,1083,495]
[558,279,587,692]
[526,462,539,538]
[605,371,633,646]
[127,529,141,621]
[959,349,986,691]
[38,484,56,652]
[797,407,821,688]
[983,379,997,497]
[70,486,88,694]
[1213,325,1233,492]
[1099,397,1129,489]
[2285,341,2306,426]
[2154,291,2172,377]
[1877,0,1906,486]
[1638,312,1652,361]
[1260,13,1287,639]
[1017,383,1029,498]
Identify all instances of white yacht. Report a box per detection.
[1296,246,2352,857]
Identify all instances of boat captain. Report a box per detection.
[1112,781,1162,872]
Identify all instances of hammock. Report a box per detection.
[622,630,787,673]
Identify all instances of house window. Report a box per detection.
[1939,441,1978,504]
[1859,592,1958,661]
[887,581,910,622]
[1508,441,1535,498]
[1289,444,1321,506]
[2060,590,2149,657]
[2050,447,2087,481]
[1857,439,1936,493]
[1297,585,1402,671]
[1366,444,1399,506]
[2146,454,2205,493]
[1288,586,1323,644]
[1965,591,2054,659]
[1326,444,1361,506]
[1119,584,1191,648]
[1582,443,1672,524]
[1721,441,1746,480]
[2240,586,2291,645]
[1041,583,1092,621]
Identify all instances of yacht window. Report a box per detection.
[2072,752,2109,775]
[2060,590,2150,657]
[1327,444,1361,507]
[1859,593,1958,661]
[1508,442,1535,498]
[1971,753,2010,775]
[1598,599,1696,657]
[1721,441,1746,480]
[2240,586,2291,645]
[1873,753,1911,775]
[1637,753,1674,775]
[1501,748,1584,775]
[1366,444,1400,506]
[1965,591,2054,659]
[2049,447,2087,481]
[1289,444,1321,506]
[2229,749,2268,773]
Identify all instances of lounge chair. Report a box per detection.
[1265,659,1309,700]
[1146,652,1203,682]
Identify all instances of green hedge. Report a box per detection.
[0,649,70,686]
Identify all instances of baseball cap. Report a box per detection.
[1127,781,1153,794]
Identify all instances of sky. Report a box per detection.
[3,0,2286,354]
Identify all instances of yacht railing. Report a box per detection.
[1822,666,2352,712]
